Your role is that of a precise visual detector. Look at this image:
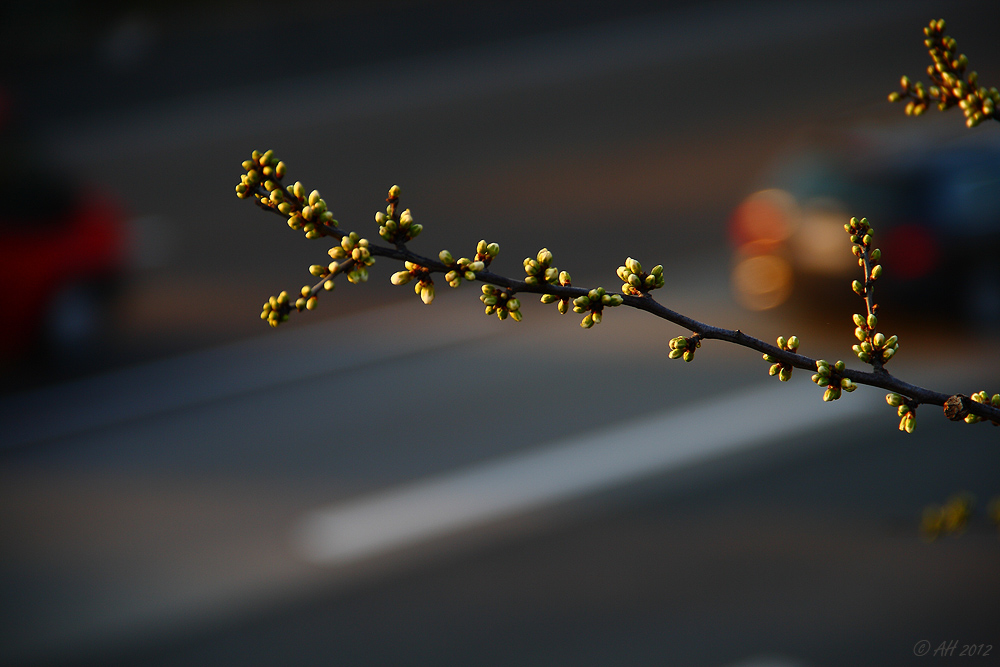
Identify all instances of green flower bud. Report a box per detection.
[852,280,864,295]
[779,366,792,382]
[787,336,799,350]
[625,257,642,274]
[409,224,423,238]
[581,313,594,328]
[557,300,569,314]
[487,242,500,257]
[871,248,881,262]
[651,265,663,276]
[420,283,435,305]
[867,313,877,329]
[840,378,856,391]
[668,349,684,359]
[882,347,896,361]
[439,250,453,265]
[558,271,572,285]
[540,293,559,304]
[469,261,485,272]
[388,185,401,198]
[507,298,521,312]
[295,297,306,310]
[537,248,553,265]
[776,336,787,349]
[885,335,898,348]
[592,311,602,325]
[306,296,318,310]
[510,310,523,322]
[769,363,780,376]
[886,393,903,406]
[682,350,695,362]
[324,280,335,291]
[834,360,845,373]
[871,265,883,280]
[628,274,642,288]
[873,333,885,347]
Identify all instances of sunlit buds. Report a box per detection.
[853,313,866,328]
[391,271,413,285]
[480,285,521,322]
[668,335,700,362]
[852,280,864,295]
[873,332,886,347]
[867,313,877,329]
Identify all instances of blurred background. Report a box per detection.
[1,1,999,665]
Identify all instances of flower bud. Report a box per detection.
[391,271,412,285]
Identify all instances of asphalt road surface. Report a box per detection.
[2,2,999,666]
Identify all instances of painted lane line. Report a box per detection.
[293,381,879,564]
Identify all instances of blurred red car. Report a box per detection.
[0,171,127,359]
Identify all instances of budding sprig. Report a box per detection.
[889,19,998,127]
[480,285,521,321]
[886,392,918,433]
[523,248,558,287]
[376,185,423,245]
[811,359,857,401]
[617,257,664,296]
[237,160,1000,430]
[572,287,623,329]
[440,240,499,288]
[763,335,800,381]
[236,150,339,240]
[845,216,897,370]
[668,335,701,362]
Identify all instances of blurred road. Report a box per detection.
[2,2,999,666]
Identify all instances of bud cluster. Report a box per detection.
[327,232,373,284]
[668,335,701,362]
[572,287,622,329]
[523,248,558,287]
[616,257,664,295]
[390,261,435,304]
[260,290,292,328]
[441,240,499,288]
[480,285,521,321]
[811,359,856,401]
[889,19,998,127]
[964,391,1000,425]
[762,335,800,381]
[376,185,423,244]
[886,392,917,433]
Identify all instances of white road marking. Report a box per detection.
[293,381,879,564]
